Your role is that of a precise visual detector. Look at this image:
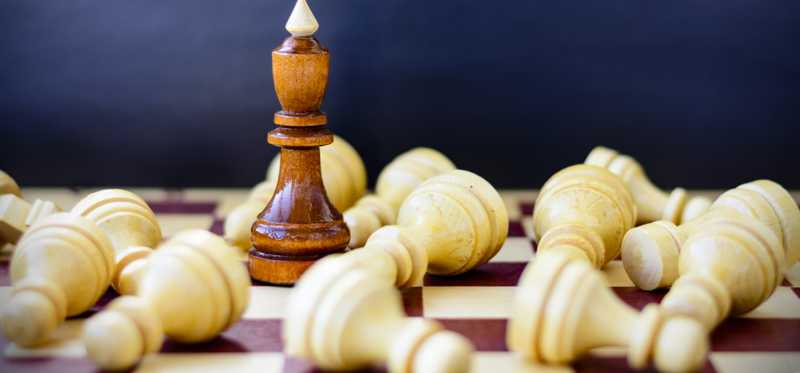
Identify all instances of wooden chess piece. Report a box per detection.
[71,189,163,295]
[0,171,60,246]
[83,230,250,370]
[249,0,350,284]
[507,254,708,372]
[621,180,800,290]
[532,164,637,268]
[225,135,365,251]
[344,147,455,248]
[585,146,712,225]
[284,255,474,372]
[0,213,115,347]
[328,169,507,288]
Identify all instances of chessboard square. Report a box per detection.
[183,188,250,217]
[710,352,800,373]
[138,352,284,373]
[0,263,9,286]
[501,195,522,221]
[741,287,800,319]
[423,287,513,318]
[162,320,283,353]
[601,261,634,287]
[612,287,666,311]
[712,318,800,351]
[157,214,214,237]
[243,287,292,319]
[785,262,800,287]
[508,221,526,238]
[472,352,573,373]
[438,319,507,351]
[518,201,534,216]
[489,237,534,263]
[4,320,85,358]
[521,218,535,239]
[424,263,525,287]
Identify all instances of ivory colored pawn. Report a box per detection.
[533,164,637,268]
[622,179,800,290]
[0,170,21,197]
[344,147,455,248]
[659,214,790,330]
[0,171,61,245]
[284,256,474,372]
[72,189,163,295]
[586,146,712,224]
[83,230,250,370]
[507,254,708,372]
[1,213,115,347]
[339,169,507,288]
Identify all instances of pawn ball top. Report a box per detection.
[286,0,319,37]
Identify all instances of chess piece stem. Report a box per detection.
[284,256,474,372]
[249,2,350,284]
[1,213,114,347]
[533,164,637,268]
[622,180,800,290]
[508,254,708,372]
[586,146,711,225]
[344,147,455,248]
[83,230,250,370]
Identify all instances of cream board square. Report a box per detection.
[472,352,574,373]
[242,286,293,319]
[136,352,284,373]
[741,287,800,319]
[423,286,514,318]
[182,188,250,217]
[489,237,534,263]
[501,195,522,221]
[710,352,800,373]
[157,214,214,237]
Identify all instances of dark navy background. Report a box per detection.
[1,1,798,188]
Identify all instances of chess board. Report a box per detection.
[1,188,799,373]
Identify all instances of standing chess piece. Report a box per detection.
[532,164,637,268]
[0,171,60,246]
[621,180,800,290]
[284,256,474,372]
[83,230,250,370]
[344,147,455,248]
[585,146,711,225]
[657,211,795,330]
[225,135,366,251]
[249,0,350,284]
[71,189,163,295]
[507,254,708,372]
[1,213,115,347]
[328,170,507,288]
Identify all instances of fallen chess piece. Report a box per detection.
[621,180,800,290]
[658,210,797,330]
[507,253,708,372]
[284,255,474,372]
[71,189,163,295]
[224,135,366,250]
[0,213,115,347]
[585,146,711,225]
[332,169,507,288]
[533,164,636,268]
[0,170,61,246]
[83,229,250,370]
[344,147,455,248]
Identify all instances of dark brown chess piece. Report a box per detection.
[249,0,349,284]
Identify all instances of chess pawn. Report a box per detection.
[336,170,507,288]
[659,214,790,330]
[284,256,474,372]
[586,146,712,225]
[533,164,637,268]
[621,179,800,290]
[344,147,455,248]
[1,213,115,347]
[507,254,708,372]
[71,189,163,295]
[225,135,365,251]
[83,230,250,370]
[0,171,61,246]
